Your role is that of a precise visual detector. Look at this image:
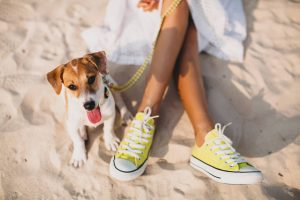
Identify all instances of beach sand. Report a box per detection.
[0,0,300,199]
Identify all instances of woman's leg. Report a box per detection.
[175,20,214,146]
[175,21,263,184]
[110,1,191,181]
[138,0,189,115]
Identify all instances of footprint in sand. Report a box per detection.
[0,0,35,22]
[0,1,34,59]
[66,4,87,23]
[0,74,42,94]
[0,28,28,60]
[0,74,42,129]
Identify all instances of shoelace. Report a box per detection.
[118,107,159,161]
[207,123,246,167]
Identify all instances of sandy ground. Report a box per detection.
[0,0,300,199]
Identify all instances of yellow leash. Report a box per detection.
[108,0,183,92]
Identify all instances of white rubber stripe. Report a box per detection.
[190,157,263,184]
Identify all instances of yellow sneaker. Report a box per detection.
[190,123,263,184]
[109,107,158,181]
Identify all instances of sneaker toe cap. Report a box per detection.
[114,158,137,172]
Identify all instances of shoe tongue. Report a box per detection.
[87,106,102,124]
[135,112,155,126]
[205,129,219,141]
[205,129,228,147]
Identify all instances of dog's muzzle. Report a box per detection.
[83,101,96,111]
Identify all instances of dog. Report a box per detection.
[47,51,131,168]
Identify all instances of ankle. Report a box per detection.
[138,104,160,116]
[195,136,205,147]
[194,122,214,147]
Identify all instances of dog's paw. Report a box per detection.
[103,133,120,152]
[69,149,87,168]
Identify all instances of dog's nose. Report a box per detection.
[83,101,96,111]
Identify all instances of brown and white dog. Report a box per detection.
[47,51,131,168]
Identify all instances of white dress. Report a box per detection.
[82,0,246,64]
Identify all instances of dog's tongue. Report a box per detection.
[87,106,102,124]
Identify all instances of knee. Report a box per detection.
[162,0,189,22]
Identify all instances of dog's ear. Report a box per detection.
[46,65,64,95]
[85,51,107,74]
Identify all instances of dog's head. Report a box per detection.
[47,51,108,123]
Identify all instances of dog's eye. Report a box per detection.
[88,76,96,85]
[68,84,77,90]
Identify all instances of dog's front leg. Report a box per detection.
[105,74,132,124]
[79,126,88,141]
[113,92,133,125]
[103,110,120,152]
[66,120,87,168]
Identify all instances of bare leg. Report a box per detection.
[175,20,214,146]
[137,0,213,146]
[138,0,189,115]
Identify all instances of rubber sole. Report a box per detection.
[190,156,263,185]
[109,157,148,181]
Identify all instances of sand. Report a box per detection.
[0,0,300,199]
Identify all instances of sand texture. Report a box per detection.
[0,0,300,199]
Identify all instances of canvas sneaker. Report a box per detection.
[190,123,263,184]
[109,107,158,181]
